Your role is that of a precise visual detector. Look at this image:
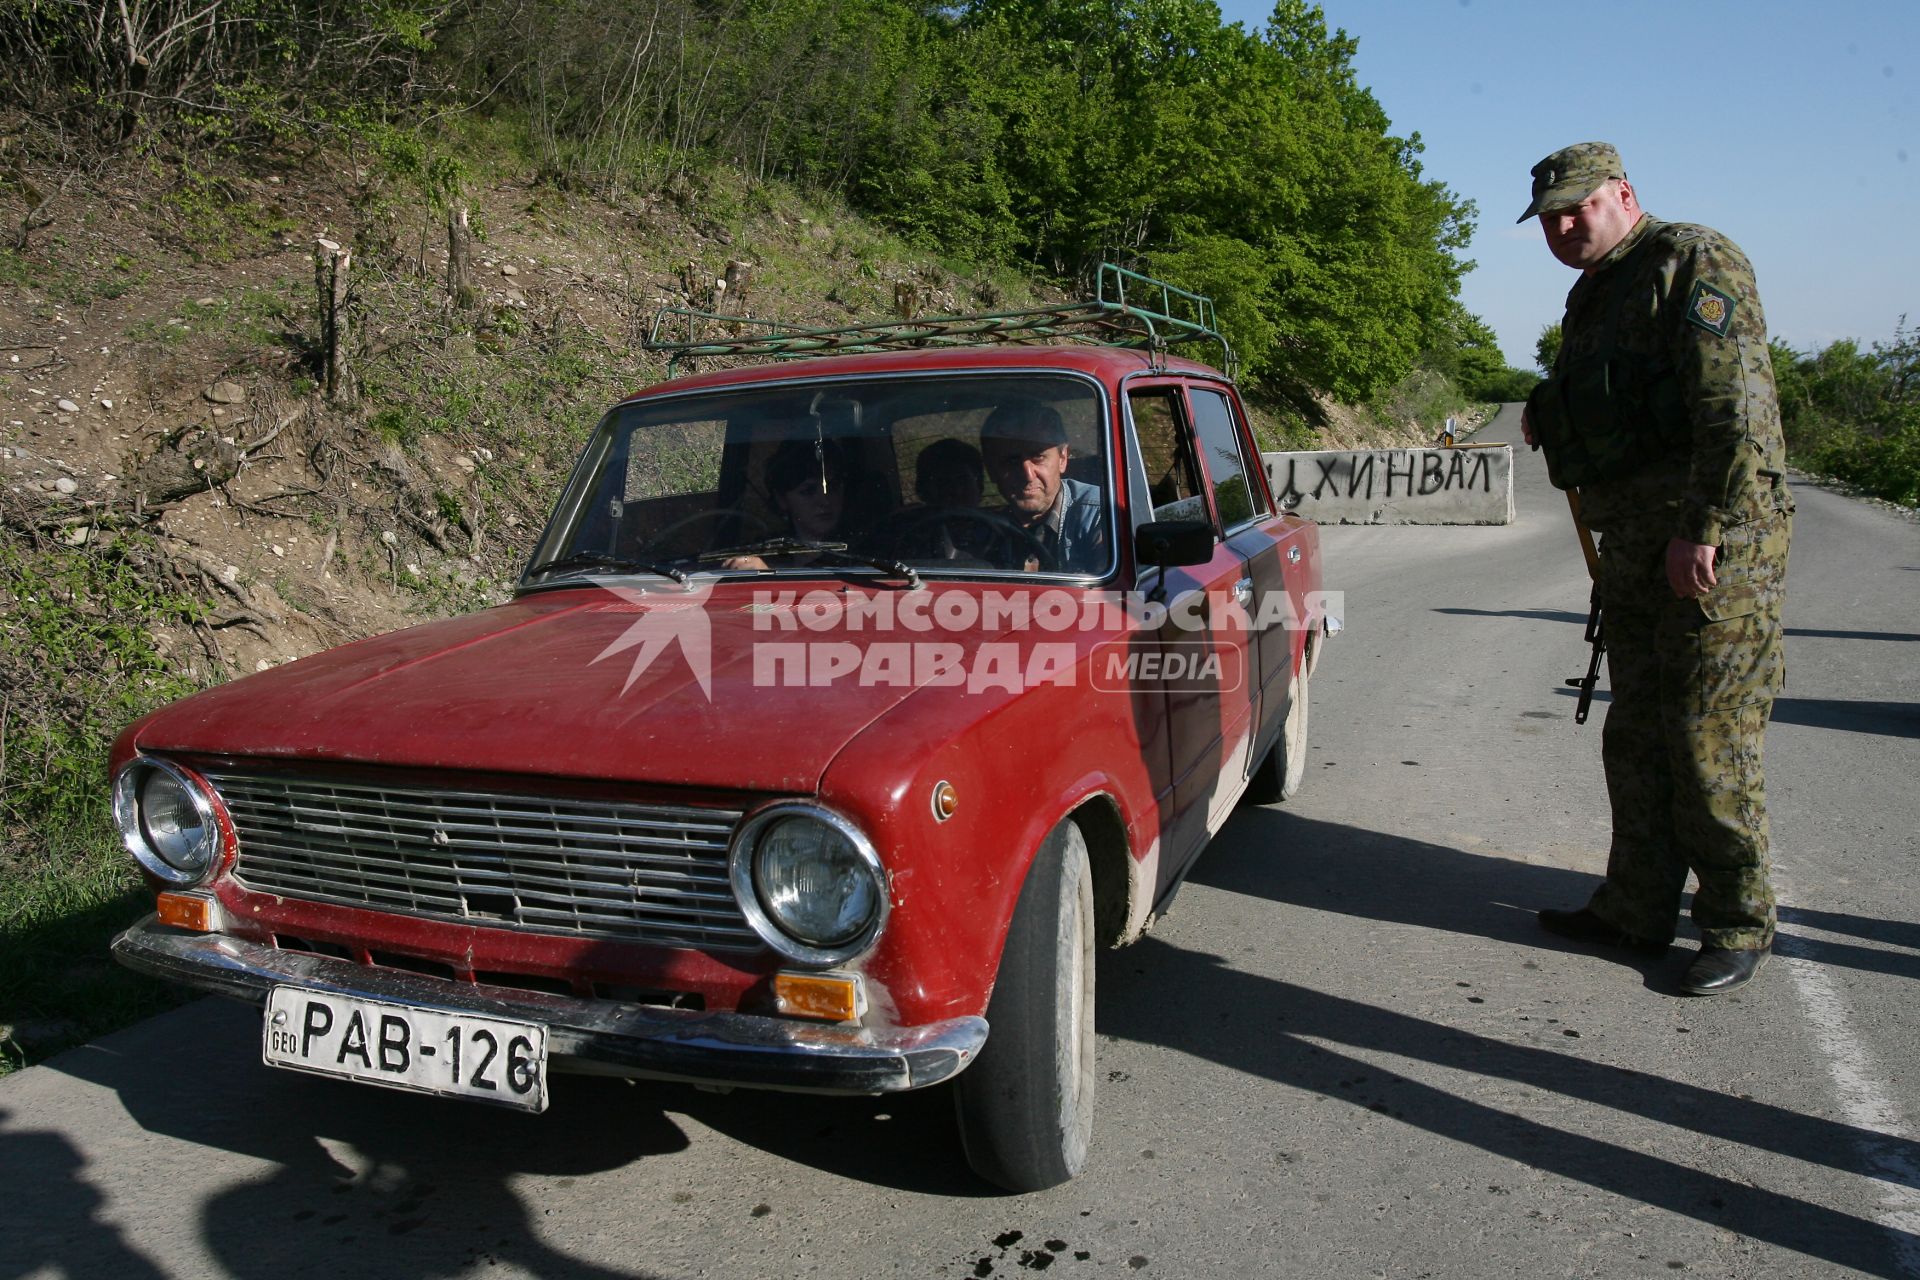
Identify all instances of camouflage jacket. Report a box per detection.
[1529,215,1791,545]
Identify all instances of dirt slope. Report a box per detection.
[1,155,1028,682]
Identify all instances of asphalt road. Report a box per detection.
[6,403,1919,1279]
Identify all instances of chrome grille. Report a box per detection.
[207,771,758,951]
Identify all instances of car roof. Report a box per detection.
[616,345,1231,404]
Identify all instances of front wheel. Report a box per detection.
[955,820,1096,1192]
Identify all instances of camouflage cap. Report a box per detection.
[1516,142,1626,223]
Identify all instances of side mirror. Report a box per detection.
[1134,519,1214,568]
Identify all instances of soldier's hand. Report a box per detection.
[1665,538,1717,598]
[1520,406,1537,448]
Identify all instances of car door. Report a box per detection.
[1124,382,1256,895]
[1185,383,1293,776]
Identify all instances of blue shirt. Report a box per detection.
[1029,476,1108,574]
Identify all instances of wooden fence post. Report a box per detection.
[314,237,356,406]
[721,259,752,314]
[448,207,476,309]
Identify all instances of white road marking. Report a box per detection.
[1775,883,1920,1273]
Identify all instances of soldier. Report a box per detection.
[1519,142,1793,995]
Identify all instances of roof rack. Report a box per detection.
[643,263,1235,377]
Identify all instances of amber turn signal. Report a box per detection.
[772,972,862,1022]
[931,780,958,822]
[155,891,217,932]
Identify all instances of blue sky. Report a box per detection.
[1213,0,1919,368]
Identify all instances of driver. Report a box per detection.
[978,400,1107,573]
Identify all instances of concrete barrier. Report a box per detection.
[1262,444,1515,525]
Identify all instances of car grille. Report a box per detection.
[206,770,758,951]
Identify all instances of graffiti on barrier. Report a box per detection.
[1268,450,1495,508]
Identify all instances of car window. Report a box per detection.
[526,373,1112,583]
[625,419,725,503]
[1188,388,1264,527]
[890,392,1103,499]
[1129,389,1207,523]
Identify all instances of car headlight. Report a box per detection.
[731,804,887,966]
[112,758,220,886]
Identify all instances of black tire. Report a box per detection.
[1243,667,1309,805]
[955,820,1096,1192]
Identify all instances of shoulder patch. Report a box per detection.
[1687,279,1738,337]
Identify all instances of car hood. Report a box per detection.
[127,581,1041,794]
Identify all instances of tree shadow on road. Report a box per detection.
[1547,686,1920,740]
[1150,808,1919,1276]
[1193,803,1920,983]
[1772,904,1920,983]
[29,990,989,1271]
[1767,696,1920,739]
[1435,606,1920,646]
[1431,606,1588,626]
[33,1004,685,1279]
[1186,805,1608,957]
[0,1104,169,1280]
[1780,904,1920,952]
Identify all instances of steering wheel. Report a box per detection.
[887,506,1056,572]
[644,507,773,556]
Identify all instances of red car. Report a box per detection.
[110,274,1334,1191]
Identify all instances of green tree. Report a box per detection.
[1768,339,1811,428]
[1804,339,1884,423]
[922,0,1474,397]
[1437,308,1537,401]
[1535,323,1562,373]
[1872,316,1917,407]
[1146,233,1279,374]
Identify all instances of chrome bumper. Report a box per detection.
[112,916,985,1094]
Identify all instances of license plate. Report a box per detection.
[262,987,549,1113]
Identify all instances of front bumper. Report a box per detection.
[112,915,985,1094]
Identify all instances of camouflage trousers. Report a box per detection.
[1586,509,1791,950]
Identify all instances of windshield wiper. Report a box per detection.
[698,538,921,589]
[528,551,690,587]
[697,536,845,562]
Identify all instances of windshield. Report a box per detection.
[522,373,1114,587]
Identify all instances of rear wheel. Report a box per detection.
[1244,666,1309,805]
[955,820,1096,1192]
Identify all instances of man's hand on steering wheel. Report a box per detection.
[890,506,1054,571]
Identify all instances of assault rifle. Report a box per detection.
[1565,491,1605,725]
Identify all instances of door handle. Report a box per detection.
[1233,577,1253,609]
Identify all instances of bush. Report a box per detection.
[1797,418,1920,505]
[1466,366,1542,403]
[0,0,449,143]
[1365,367,1475,441]
[1775,320,1920,506]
